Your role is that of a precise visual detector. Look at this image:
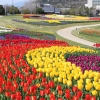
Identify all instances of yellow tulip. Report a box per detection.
[63,79,67,84]
[94,77,99,81]
[85,83,93,91]
[58,77,62,82]
[86,79,91,83]
[88,73,94,78]
[67,80,72,86]
[78,84,83,90]
[95,84,100,90]
[74,74,79,80]
[50,72,54,78]
[92,90,97,96]
[54,78,58,82]
[46,73,49,77]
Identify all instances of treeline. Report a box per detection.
[0,5,20,15]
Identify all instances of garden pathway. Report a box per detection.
[57,24,100,47]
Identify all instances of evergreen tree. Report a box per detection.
[0,5,5,15]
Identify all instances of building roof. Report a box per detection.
[42,7,60,13]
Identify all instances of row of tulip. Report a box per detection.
[22,14,100,21]
[0,39,68,47]
[26,46,100,98]
[79,29,100,37]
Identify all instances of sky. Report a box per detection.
[0,0,28,5]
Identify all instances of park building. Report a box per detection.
[85,0,100,15]
[85,0,100,9]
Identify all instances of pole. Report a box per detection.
[5,4,6,16]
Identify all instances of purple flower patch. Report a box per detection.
[0,36,5,40]
[4,34,31,39]
[66,55,100,72]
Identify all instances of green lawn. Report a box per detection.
[0,15,100,48]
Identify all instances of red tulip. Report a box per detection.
[40,90,45,96]
[16,96,22,100]
[0,87,3,93]
[72,95,79,100]
[85,94,91,100]
[58,98,63,100]
[13,83,18,89]
[11,86,17,93]
[65,89,70,94]
[5,92,10,97]
[27,78,32,84]
[58,90,63,95]
[77,91,82,98]
[56,85,62,91]
[11,94,16,99]
[49,81,54,88]
[49,93,55,98]
[72,86,78,92]
[45,84,50,89]
[45,89,50,94]
[42,78,47,83]
[16,91,21,96]
[40,98,45,100]
[23,86,28,92]
[32,68,37,74]
[50,97,56,100]
[25,96,31,100]
[90,96,96,100]
[30,75,36,80]
[65,93,70,99]
[31,96,37,100]
[39,72,43,78]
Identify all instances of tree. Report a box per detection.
[69,8,76,15]
[0,5,5,15]
[36,7,44,14]
[23,0,39,14]
[9,6,20,14]
[21,8,30,14]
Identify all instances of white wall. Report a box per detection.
[87,0,92,8]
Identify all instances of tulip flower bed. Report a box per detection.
[0,38,99,100]
[79,29,100,37]
[0,30,56,40]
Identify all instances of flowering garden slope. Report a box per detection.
[0,34,99,100]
